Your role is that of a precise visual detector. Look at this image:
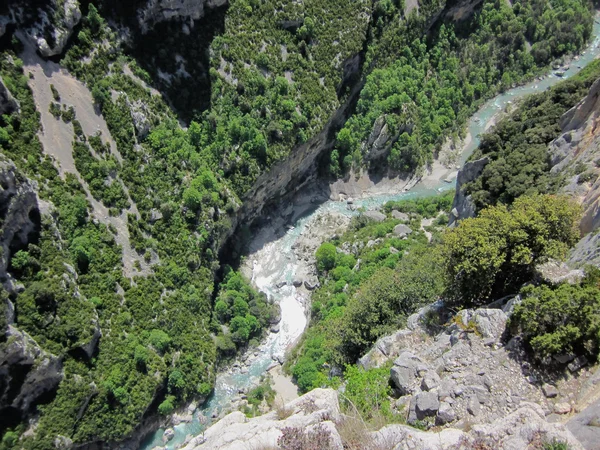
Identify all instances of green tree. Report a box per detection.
[149,329,171,353]
[442,195,581,307]
[510,281,600,360]
[315,243,337,272]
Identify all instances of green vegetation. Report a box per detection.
[342,364,402,424]
[509,269,600,360]
[332,0,593,175]
[0,0,597,446]
[465,59,600,209]
[213,269,279,352]
[442,194,581,307]
[289,197,450,392]
[0,27,218,448]
[242,379,276,418]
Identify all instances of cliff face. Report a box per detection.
[1,0,82,57]
[544,77,600,267]
[0,326,63,431]
[0,159,55,431]
[0,159,41,294]
[549,78,600,235]
[448,156,488,226]
[137,0,228,32]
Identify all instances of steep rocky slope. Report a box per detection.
[186,304,591,450]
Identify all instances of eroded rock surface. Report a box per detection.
[2,0,82,57]
[0,159,41,293]
[183,387,584,450]
[448,156,489,226]
[138,0,228,32]
[0,326,63,423]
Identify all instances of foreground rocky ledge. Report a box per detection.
[176,387,583,450]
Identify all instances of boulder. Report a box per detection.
[364,210,386,222]
[393,224,412,237]
[391,211,409,221]
[359,329,416,370]
[554,403,572,415]
[304,280,320,290]
[415,392,440,418]
[390,351,430,395]
[436,401,456,424]
[568,356,588,372]
[456,308,507,340]
[421,371,441,392]
[542,384,559,399]
[535,260,584,285]
[467,395,481,416]
[163,428,175,442]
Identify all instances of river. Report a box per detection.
[142,17,600,450]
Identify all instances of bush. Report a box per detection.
[158,396,175,415]
[442,195,581,307]
[315,242,337,272]
[509,279,600,361]
[339,246,443,361]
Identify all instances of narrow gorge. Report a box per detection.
[1,0,600,449]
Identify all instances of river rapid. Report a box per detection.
[142,18,600,450]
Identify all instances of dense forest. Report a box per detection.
[0,0,597,447]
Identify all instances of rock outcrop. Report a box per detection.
[549,78,600,237]
[182,387,583,450]
[0,77,19,116]
[362,115,413,162]
[359,303,580,432]
[137,0,228,32]
[0,159,41,293]
[0,326,63,425]
[448,156,489,226]
[1,0,82,57]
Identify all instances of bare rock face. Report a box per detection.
[137,0,228,32]
[549,78,600,237]
[448,156,489,226]
[362,115,413,162]
[180,388,343,450]
[0,159,41,293]
[1,0,81,57]
[535,260,585,285]
[0,326,63,421]
[183,387,583,450]
[0,77,20,116]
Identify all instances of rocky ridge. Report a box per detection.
[173,289,599,450]
[177,387,584,450]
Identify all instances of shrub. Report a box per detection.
[442,195,581,307]
[158,396,175,415]
[509,280,600,361]
[315,243,337,272]
[277,424,333,450]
